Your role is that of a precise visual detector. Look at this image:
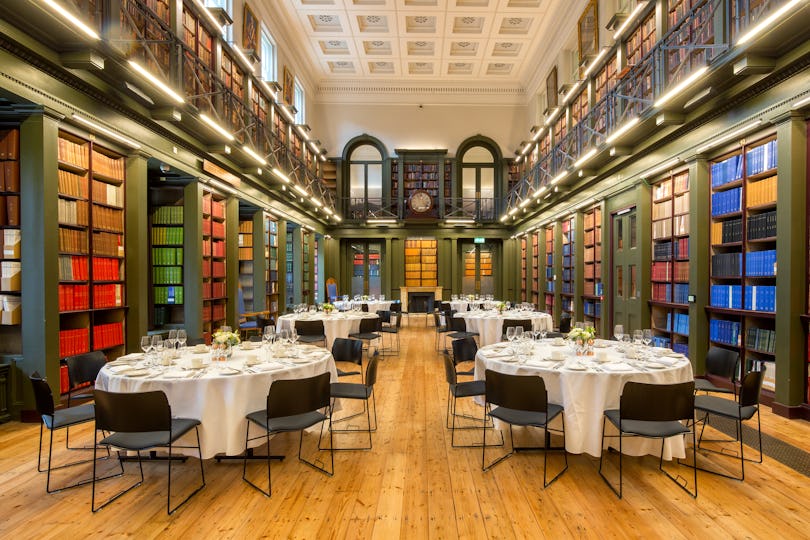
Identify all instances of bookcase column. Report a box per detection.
[773,113,807,414]
[124,152,149,349]
[383,237,392,299]
[687,157,710,369]
[573,212,585,322]
[277,219,287,313]
[225,196,239,328]
[250,211,266,312]
[20,109,61,405]
[553,220,563,324]
[183,181,203,340]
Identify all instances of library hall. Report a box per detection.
[2,0,810,537]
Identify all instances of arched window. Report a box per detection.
[460,144,496,220]
[349,144,383,202]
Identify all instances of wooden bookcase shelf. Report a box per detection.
[544,225,554,315]
[202,190,227,340]
[0,128,21,329]
[650,170,690,356]
[520,236,528,302]
[531,231,541,307]
[561,216,575,318]
[708,135,777,389]
[238,218,254,312]
[582,205,602,324]
[404,238,438,287]
[149,186,184,330]
[265,214,279,322]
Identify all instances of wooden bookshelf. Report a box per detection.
[0,128,21,328]
[582,205,603,325]
[149,186,184,330]
[302,229,311,304]
[561,216,575,319]
[57,131,126,362]
[202,190,227,340]
[238,218,254,312]
[544,225,554,314]
[265,214,279,322]
[650,171,690,356]
[626,11,656,67]
[520,236,528,302]
[708,135,777,389]
[404,238,438,287]
[532,231,541,307]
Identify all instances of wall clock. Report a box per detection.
[409,190,433,213]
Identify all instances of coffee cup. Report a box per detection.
[190,356,203,369]
[597,351,609,362]
[551,350,564,361]
[244,355,259,366]
[553,337,564,346]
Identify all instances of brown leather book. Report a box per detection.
[0,195,7,226]
[4,161,19,192]
[0,159,5,192]
[4,129,19,160]
[5,195,18,226]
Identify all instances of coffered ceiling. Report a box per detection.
[272,0,580,103]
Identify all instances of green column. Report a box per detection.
[774,113,807,413]
[183,181,203,340]
[225,196,239,327]
[687,157,710,370]
[251,211,266,312]
[124,153,149,349]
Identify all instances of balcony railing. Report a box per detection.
[504,0,792,213]
[342,196,498,222]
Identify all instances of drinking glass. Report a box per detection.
[540,328,548,341]
[514,327,524,342]
[633,329,643,344]
[152,338,165,366]
[167,329,178,351]
[220,325,232,333]
[177,329,187,349]
[263,325,276,346]
[614,324,624,342]
[140,336,152,355]
[506,326,516,343]
[643,329,653,347]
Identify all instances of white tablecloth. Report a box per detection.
[332,300,392,313]
[278,312,379,349]
[449,300,501,312]
[475,341,693,458]
[96,345,338,459]
[456,311,553,346]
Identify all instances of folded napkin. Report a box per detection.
[109,364,136,374]
[603,362,634,372]
[162,370,193,379]
[255,362,286,371]
[487,350,514,358]
[526,359,556,368]
[650,356,679,366]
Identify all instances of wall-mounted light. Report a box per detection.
[230,45,255,73]
[654,66,708,108]
[792,95,810,109]
[42,0,100,40]
[128,60,184,104]
[242,145,267,166]
[71,114,141,149]
[293,184,308,196]
[613,2,649,40]
[582,48,609,78]
[640,157,681,179]
[605,117,640,144]
[209,178,237,194]
[446,218,475,225]
[367,218,396,225]
[737,0,802,44]
[550,171,567,185]
[573,148,597,169]
[200,114,235,141]
[272,168,291,183]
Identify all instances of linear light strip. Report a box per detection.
[272,168,291,183]
[242,145,267,165]
[737,0,802,45]
[654,67,708,108]
[573,148,597,169]
[194,0,224,37]
[695,120,763,154]
[200,114,234,141]
[42,0,100,40]
[128,61,184,104]
[640,158,681,179]
[71,114,141,149]
[583,48,609,78]
[605,117,640,144]
[613,2,648,40]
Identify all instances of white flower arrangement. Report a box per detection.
[322,302,335,312]
[568,326,596,342]
[212,329,241,347]
[496,302,506,312]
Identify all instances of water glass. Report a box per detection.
[614,324,624,342]
[514,327,524,341]
[167,329,178,351]
[633,329,643,344]
[506,326,516,343]
[177,329,187,349]
[263,325,275,346]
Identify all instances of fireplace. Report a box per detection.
[408,292,434,314]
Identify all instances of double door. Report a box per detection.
[611,206,643,333]
[351,241,381,297]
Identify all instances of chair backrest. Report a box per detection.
[295,319,326,336]
[29,374,55,418]
[365,357,380,387]
[390,302,402,314]
[502,319,533,332]
[739,369,765,408]
[326,278,338,303]
[65,350,108,387]
[452,336,478,365]
[360,303,369,312]
[619,381,695,422]
[484,369,548,413]
[332,338,363,365]
[705,347,739,381]
[433,311,444,328]
[94,389,172,433]
[267,372,331,419]
[449,316,467,332]
[358,316,379,334]
[443,356,458,385]
[559,315,572,333]
[376,310,391,324]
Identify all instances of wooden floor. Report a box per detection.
[3,321,810,538]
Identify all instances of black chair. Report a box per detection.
[694,369,764,481]
[348,317,382,358]
[92,389,205,514]
[451,336,478,378]
[390,301,403,327]
[30,373,99,493]
[433,311,451,351]
[243,372,333,496]
[378,310,402,354]
[598,381,697,499]
[360,303,369,312]
[64,350,107,448]
[482,370,568,487]
[559,315,572,334]
[332,337,364,381]
[442,357,499,448]
[294,319,327,347]
[501,319,533,341]
[446,312,479,350]
[330,357,380,450]
[695,347,739,397]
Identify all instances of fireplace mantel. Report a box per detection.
[400,286,443,313]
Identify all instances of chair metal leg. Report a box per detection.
[598,417,623,498]
[298,412,334,475]
[664,425,698,498]
[166,427,207,515]
[694,409,762,481]
[92,441,143,513]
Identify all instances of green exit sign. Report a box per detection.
[473,237,485,244]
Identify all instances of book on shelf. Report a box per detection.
[2,161,20,192]
[710,284,742,309]
[151,247,183,265]
[58,170,88,199]
[743,285,776,312]
[746,176,777,207]
[747,210,776,240]
[711,218,743,244]
[92,150,125,180]
[711,187,742,215]
[709,319,741,346]
[746,140,777,175]
[744,250,776,277]
[152,206,183,224]
[0,129,20,160]
[59,328,90,357]
[58,255,89,281]
[710,154,743,187]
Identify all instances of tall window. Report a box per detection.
[460,145,496,220]
[294,78,305,124]
[348,144,383,219]
[205,0,232,41]
[260,26,276,83]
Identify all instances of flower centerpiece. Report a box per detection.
[212,329,240,359]
[361,295,369,301]
[496,302,506,314]
[568,325,597,355]
[322,302,335,314]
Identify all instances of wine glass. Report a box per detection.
[140,336,152,356]
[643,329,653,347]
[506,326,516,343]
[633,329,643,345]
[540,328,548,341]
[176,329,187,350]
[220,325,232,333]
[167,329,178,351]
[151,337,165,366]
[263,325,276,346]
[514,327,524,342]
[614,324,624,342]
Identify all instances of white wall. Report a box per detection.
[312,103,528,158]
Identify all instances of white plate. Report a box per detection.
[497,357,518,363]
[551,342,567,347]
[565,364,588,371]
[646,362,667,369]
[216,367,241,375]
[291,358,313,364]
[666,352,685,358]
[124,369,150,377]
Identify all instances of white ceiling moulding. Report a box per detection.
[315,82,528,105]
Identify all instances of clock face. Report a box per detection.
[410,190,433,213]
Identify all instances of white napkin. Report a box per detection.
[255,362,286,371]
[162,370,193,379]
[487,350,514,358]
[526,359,556,368]
[650,356,679,366]
[603,363,634,372]
[109,364,135,374]
[118,353,144,361]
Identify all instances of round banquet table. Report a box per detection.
[96,344,338,459]
[332,300,392,313]
[455,311,553,346]
[278,311,379,349]
[449,300,501,312]
[474,340,693,458]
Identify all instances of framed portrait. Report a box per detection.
[578,0,598,66]
[283,66,294,106]
[243,3,258,52]
[545,66,558,110]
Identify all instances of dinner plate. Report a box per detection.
[665,352,685,358]
[497,357,517,363]
[124,369,150,377]
[565,364,588,371]
[216,367,240,375]
[551,342,567,347]
[291,357,313,364]
[646,362,667,369]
